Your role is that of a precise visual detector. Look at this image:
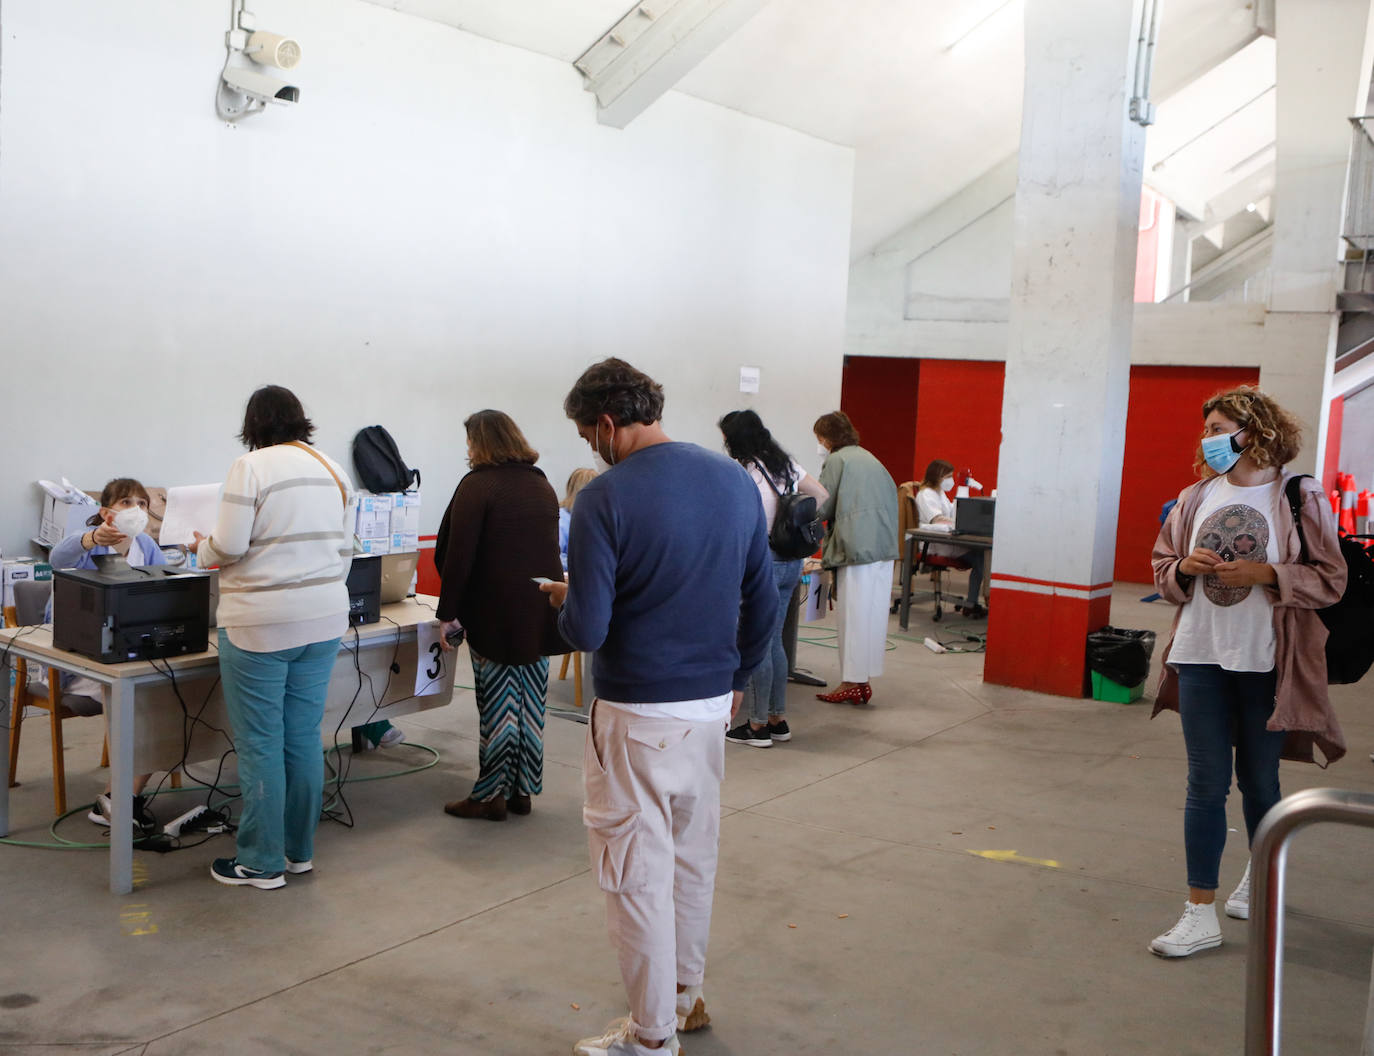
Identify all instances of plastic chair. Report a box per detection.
[6,580,103,816]
[919,551,973,622]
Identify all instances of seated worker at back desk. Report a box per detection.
[44,477,164,832]
[913,459,989,619]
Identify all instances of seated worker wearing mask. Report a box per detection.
[913,459,988,618]
[47,478,165,832]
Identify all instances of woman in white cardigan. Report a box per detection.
[192,386,356,890]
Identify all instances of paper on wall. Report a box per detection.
[159,484,223,546]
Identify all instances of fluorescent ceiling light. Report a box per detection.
[944,0,1020,53]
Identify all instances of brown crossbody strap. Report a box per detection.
[289,442,348,508]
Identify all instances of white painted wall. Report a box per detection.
[0,0,853,556]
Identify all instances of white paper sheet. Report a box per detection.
[801,572,829,623]
[158,483,223,546]
[414,620,449,696]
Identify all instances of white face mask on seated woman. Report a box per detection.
[112,506,149,538]
[941,476,955,493]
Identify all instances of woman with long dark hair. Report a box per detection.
[435,410,568,821]
[1148,385,1346,957]
[718,410,827,747]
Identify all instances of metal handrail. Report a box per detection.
[1244,787,1374,1055]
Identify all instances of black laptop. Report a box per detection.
[953,497,995,536]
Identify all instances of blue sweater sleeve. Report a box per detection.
[557,485,616,653]
[49,532,94,570]
[732,495,777,691]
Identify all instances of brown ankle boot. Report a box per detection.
[508,793,532,816]
[443,795,507,821]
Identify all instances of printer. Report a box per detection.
[52,567,211,663]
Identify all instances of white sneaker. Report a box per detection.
[1149,901,1222,958]
[675,985,710,1032]
[284,858,313,874]
[1225,862,1251,920]
[572,1017,680,1056]
[377,725,407,748]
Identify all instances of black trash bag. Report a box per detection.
[1085,626,1157,687]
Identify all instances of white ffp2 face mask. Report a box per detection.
[940,476,955,493]
[113,507,148,538]
[816,442,829,457]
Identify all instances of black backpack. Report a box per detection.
[1285,475,1374,684]
[757,463,824,560]
[352,425,420,493]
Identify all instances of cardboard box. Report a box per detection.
[3,559,53,609]
[39,492,99,547]
[390,531,419,553]
[358,492,394,515]
[354,509,390,540]
[358,536,391,556]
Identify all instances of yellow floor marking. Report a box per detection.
[121,860,159,936]
[968,849,1062,869]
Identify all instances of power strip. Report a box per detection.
[163,805,227,838]
[923,637,947,654]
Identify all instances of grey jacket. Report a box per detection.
[817,446,899,568]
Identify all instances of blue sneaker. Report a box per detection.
[211,857,285,890]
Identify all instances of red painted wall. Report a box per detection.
[911,359,1005,490]
[1323,395,1344,494]
[839,356,920,483]
[1117,365,1260,582]
[839,356,1260,585]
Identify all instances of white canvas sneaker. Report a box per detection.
[675,984,710,1032]
[1149,901,1223,957]
[572,1016,680,1056]
[1225,862,1252,920]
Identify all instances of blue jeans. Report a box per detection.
[219,630,341,873]
[1175,663,1285,891]
[742,558,800,726]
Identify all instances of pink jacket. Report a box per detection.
[1150,473,1347,766]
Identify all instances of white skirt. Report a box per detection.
[836,561,893,682]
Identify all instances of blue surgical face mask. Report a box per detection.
[1201,430,1244,474]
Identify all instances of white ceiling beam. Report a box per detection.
[573,0,771,129]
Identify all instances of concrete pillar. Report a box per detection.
[1262,0,1374,472]
[983,0,1147,697]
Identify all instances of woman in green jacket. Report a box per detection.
[812,411,899,704]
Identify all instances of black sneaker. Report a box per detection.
[726,722,772,748]
[766,719,792,742]
[88,793,157,834]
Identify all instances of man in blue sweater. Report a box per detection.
[542,358,775,1056]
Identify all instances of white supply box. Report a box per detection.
[3,558,53,609]
[37,487,99,547]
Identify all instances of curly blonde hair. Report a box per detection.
[1195,386,1302,477]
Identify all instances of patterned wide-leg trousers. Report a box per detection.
[469,651,549,802]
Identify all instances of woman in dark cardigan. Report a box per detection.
[435,410,568,822]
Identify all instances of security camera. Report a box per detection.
[216,64,299,121]
[222,65,298,104]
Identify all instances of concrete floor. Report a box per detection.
[2,583,1372,1056]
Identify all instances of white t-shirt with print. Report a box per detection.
[1168,476,1283,672]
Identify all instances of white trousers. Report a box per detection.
[583,700,725,1042]
[836,560,893,682]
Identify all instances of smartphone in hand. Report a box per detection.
[531,577,554,585]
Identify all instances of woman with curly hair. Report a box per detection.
[1147,386,1346,958]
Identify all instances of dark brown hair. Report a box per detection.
[239,385,314,450]
[918,459,954,491]
[465,409,539,467]
[563,358,665,427]
[1196,385,1302,477]
[86,478,151,526]
[813,410,860,451]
